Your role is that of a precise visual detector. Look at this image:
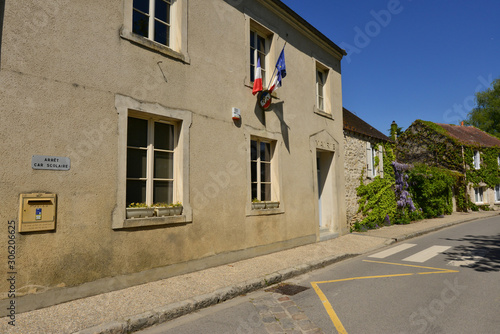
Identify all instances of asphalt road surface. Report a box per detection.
[138,216,500,334]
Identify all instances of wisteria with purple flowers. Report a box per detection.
[392,161,416,214]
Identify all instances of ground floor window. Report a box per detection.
[114,94,192,229]
[251,138,274,201]
[474,187,484,203]
[495,185,500,202]
[126,116,176,206]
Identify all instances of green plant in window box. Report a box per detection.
[153,202,183,217]
[126,203,154,219]
[251,198,266,210]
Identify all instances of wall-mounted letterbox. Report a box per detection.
[19,193,57,232]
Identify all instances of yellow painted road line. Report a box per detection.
[311,260,459,333]
[311,282,348,334]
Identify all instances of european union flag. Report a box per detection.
[275,49,286,79]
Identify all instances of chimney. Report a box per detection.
[461,121,464,126]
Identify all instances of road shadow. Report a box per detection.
[442,233,500,272]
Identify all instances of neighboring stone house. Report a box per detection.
[343,108,392,227]
[397,120,500,209]
[0,0,348,312]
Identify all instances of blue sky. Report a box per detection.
[282,0,500,135]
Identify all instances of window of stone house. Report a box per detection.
[474,187,484,203]
[495,185,500,202]
[251,138,275,202]
[473,150,480,170]
[366,142,382,178]
[127,116,177,206]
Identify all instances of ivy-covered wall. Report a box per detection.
[397,120,500,210]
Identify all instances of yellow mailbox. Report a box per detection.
[19,193,57,232]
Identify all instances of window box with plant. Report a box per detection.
[126,203,155,219]
[154,202,183,217]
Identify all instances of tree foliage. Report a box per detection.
[465,77,500,137]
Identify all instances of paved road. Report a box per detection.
[138,217,500,334]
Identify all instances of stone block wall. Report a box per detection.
[344,132,368,228]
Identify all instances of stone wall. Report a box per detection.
[343,132,368,228]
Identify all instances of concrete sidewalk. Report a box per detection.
[1,211,498,334]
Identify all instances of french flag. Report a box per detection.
[252,58,263,95]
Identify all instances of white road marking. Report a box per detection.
[403,246,451,263]
[368,243,417,259]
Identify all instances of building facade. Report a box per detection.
[343,108,392,228]
[397,120,500,210]
[0,0,347,312]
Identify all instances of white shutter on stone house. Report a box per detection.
[378,144,384,178]
[366,142,373,177]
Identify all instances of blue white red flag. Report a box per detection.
[252,58,263,95]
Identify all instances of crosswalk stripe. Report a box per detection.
[368,243,417,259]
[403,246,451,263]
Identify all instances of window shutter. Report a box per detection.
[378,145,384,178]
[366,142,372,177]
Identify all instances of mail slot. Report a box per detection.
[19,193,57,232]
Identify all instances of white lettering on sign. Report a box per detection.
[32,155,71,171]
[315,140,335,151]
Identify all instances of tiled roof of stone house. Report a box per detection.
[343,108,391,143]
[436,123,500,148]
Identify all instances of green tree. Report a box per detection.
[464,77,500,137]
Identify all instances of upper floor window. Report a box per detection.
[316,69,326,111]
[473,151,480,170]
[250,30,269,85]
[121,0,189,62]
[314,62,331,115]
[133,0,172,47]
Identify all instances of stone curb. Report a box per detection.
[74,212,498,334]
[73,253,357,334]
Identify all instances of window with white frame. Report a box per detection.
[315,62,330,114]
[121,0,188,62]
[366,142,381,178]
[251,138,275,202]
[316,69,326,111]
[473,150,480,169]
[126,116,177,206]
[132,0,172,47]
[495,185,500,202]
[250,28,269,85]
[474,187,483,203]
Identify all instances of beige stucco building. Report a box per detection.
[0,0,347,312]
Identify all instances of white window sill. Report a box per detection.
[314,109,333,119]
[120,26,190,64]
[247,208,284,217]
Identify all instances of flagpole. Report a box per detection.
[267,42,287,89]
